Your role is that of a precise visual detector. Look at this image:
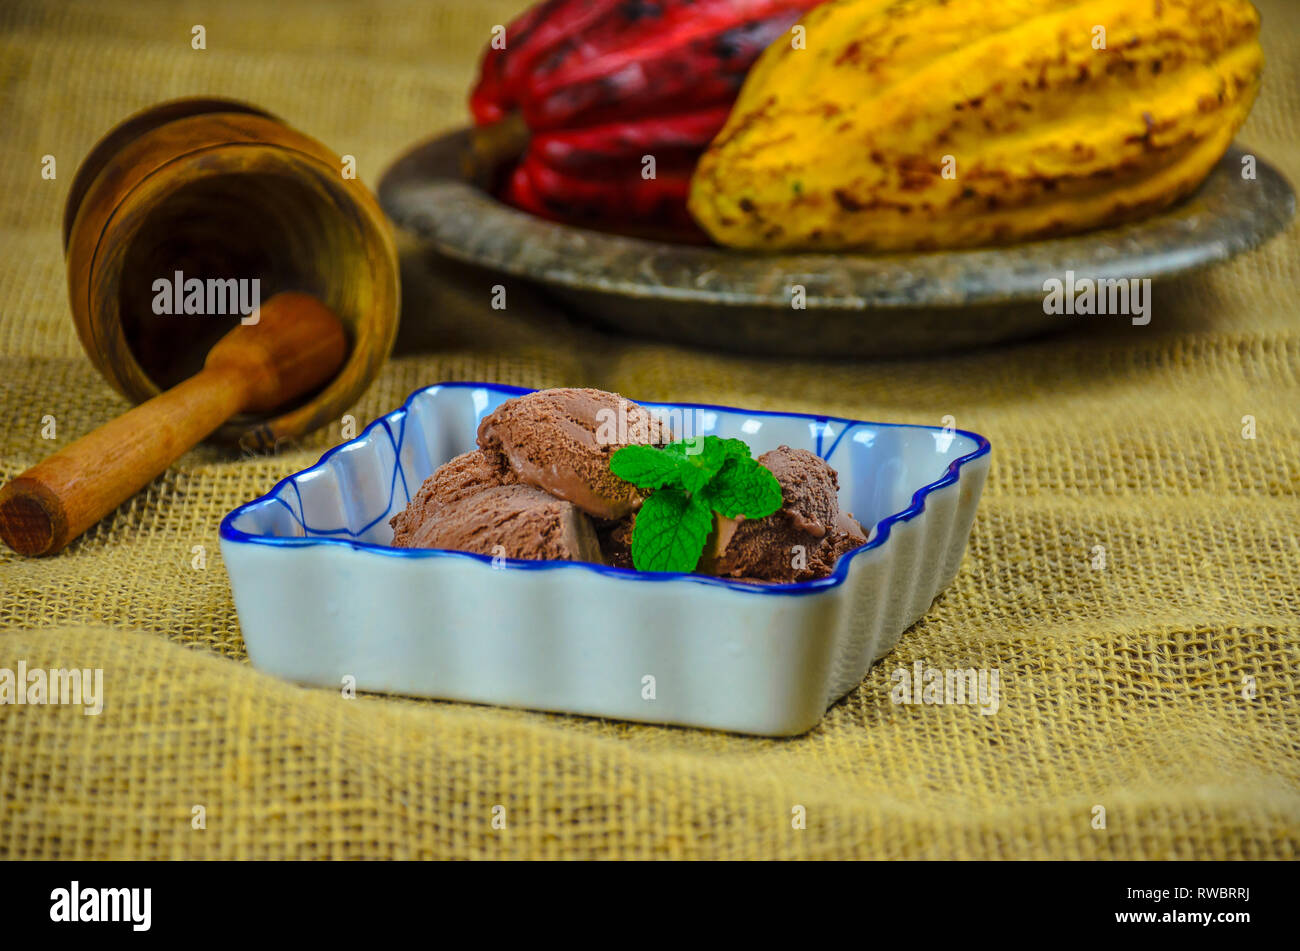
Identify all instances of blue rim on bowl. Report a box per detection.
[219,382,991,596]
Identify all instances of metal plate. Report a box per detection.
[379,128,1294,358]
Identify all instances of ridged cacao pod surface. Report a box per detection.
[688,0,1263,251]
[471,0,821,238]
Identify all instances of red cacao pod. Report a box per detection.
[471,0,820,240]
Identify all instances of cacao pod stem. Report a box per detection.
[465,113,531,191]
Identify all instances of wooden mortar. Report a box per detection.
[63,96,399,450]
[0,98,400,555]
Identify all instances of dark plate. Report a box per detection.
[379,127,1294,358]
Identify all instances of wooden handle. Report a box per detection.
[0,292,347,556]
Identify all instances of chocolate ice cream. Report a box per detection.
[701,446,865,582]
[809,511,869,577]
[389,448,516,546]
[386,391,864,580]
[476,387,670,520]
[394,483,602,563]
[597,517,634,569]
[757,445,840,539]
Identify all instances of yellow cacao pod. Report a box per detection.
[688,0,1263,251]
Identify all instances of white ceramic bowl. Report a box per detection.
[220,383,990,736]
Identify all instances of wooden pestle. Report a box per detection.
[0,292,347,557]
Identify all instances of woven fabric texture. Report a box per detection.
[1,0,1297,859]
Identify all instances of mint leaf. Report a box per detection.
[630,488,713,573]
[609,435,787,572]
[718,437,752,462]
[609,444,688,489]
[661,436,727,494]
[704,456,783,520]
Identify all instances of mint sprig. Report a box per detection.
[629,488,713,575]
[610,435,783,573]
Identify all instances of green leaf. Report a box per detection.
[610,435,784,571]
[704,457,783,520]
[660,436,727,494]
[609,444,688,489]
[630,488,714,573]
[718,437,753,462]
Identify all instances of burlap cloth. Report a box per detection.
[2,0,1297,860]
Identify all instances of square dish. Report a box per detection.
[219,383,991,736]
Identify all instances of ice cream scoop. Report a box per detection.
[393,483,601,563]
[476,387,670,520]
[702,446,865,582]
[389,448,517,546]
